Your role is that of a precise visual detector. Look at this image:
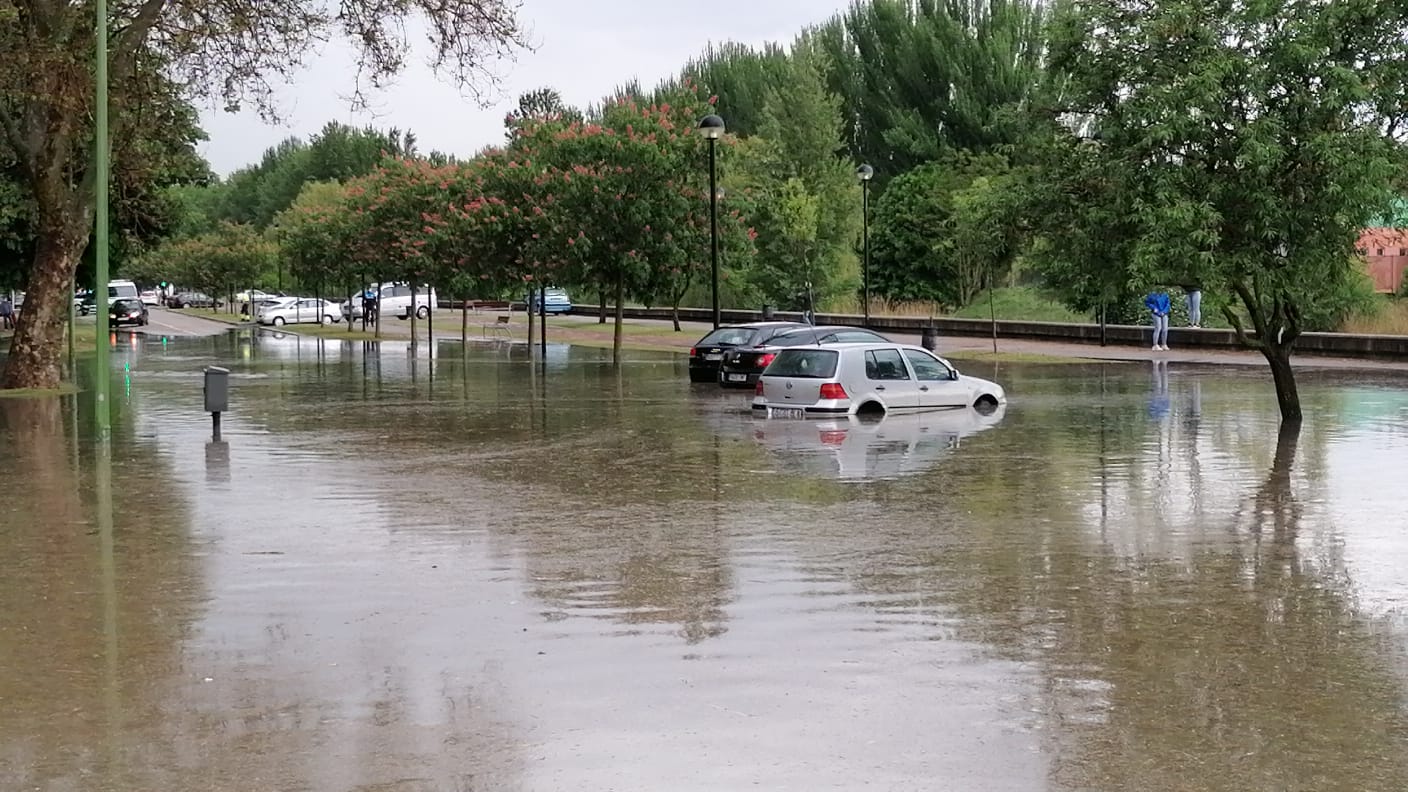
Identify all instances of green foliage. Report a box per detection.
[1043,0,1408,420]
[728,46,859,309]
[948,286,1085,322]
[870,154,1020,309]
[676,42,792,138]
[813,0,1048,172]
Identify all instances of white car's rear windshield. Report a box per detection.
[768,349,839,378]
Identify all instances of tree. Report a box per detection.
[870,154,1018,309]
[813,0,1048,172]
[161,223,275,304]
[732,45,858,310]
[1045,0,1408,422]
[272,181,358,297]
[0,0,525,389]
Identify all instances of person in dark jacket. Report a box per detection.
[1144,290,1171,351]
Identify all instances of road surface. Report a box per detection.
[130,307,233,338]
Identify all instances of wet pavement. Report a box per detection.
[4,330,1408,790]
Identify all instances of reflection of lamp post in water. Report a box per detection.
[95,445,121,746]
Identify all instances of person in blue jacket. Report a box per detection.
[1144,290,1171,351]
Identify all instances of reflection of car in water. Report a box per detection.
[750,405,1007,481]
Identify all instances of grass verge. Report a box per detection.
[942,349,1103,365]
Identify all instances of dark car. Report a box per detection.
[717,325,892,388]
[168,291,215,309]
[109,297,148,327]
[688,322,808,383]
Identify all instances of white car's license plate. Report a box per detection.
[727,374,748,383]
[769,407,805,419]
[705,353,723,361]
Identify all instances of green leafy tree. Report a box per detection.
[870,154,1017,309]
[273,181,359,297]
[813,0,1048,172]
[1045,0,1408,422]
[0,0,525,389]
[732,45,859,310]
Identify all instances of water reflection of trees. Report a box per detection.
[825,398,1408,791]
[0,394,204,790]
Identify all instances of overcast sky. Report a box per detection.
[197,0,853,176]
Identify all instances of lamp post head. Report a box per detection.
[857,163,875,182]
[698,114,726,140]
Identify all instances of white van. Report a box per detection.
[342,283,437,321]
[107,279,139,305]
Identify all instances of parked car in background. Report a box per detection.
[139,289,161,306]
[167,291,216,309]
[108,297,149,327]
[74,291,96,316]
[718,325,891,388]
[752,343,1006,418]
[252,296,298,322]
[528,287,572,314]
[341,283,436,321]
[688,322,807,383]
[107,279,139,305]
[258,298,342,326]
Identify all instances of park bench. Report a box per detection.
[464,300,514,338]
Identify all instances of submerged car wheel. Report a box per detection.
[974,395,1000,414]
[855,401,886,417]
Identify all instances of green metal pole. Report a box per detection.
[93,0,111,437]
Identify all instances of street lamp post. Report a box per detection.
[93,0,111,437]
[857,163,874,327]
[699,114,725,329]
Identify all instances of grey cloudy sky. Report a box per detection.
[197,0,852,176]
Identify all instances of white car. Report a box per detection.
[139,290,160,306]
[252,296,298,322]
[341,283,437,321]
[258,298,342,326]
[752,342,1006,418]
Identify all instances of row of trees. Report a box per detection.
[6,0,1407,422]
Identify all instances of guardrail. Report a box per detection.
[563,305,1408,360]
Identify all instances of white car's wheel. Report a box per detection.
[322,314,334,325]
[416,305,429,320]
[273,316,285,327]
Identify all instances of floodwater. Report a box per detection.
[4,330,1408,791]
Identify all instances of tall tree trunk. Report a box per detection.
[598,289,607,324]
[613,274,625,366]
[1262,343,1302,422]
[2,221,90,390]
[672,303,681,332]
[461,299,469,345]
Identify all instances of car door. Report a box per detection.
[864,347,922,410]
[903,348,967,408]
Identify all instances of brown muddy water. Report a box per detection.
[4,330,1408,791]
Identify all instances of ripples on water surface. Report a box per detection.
[3,331,1408,791]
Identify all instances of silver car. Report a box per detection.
[751,342,1006,418]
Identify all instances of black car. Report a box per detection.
[717,325,892,388]
[168,291,215,309]
[108,297,149,327]
[688,322,807,383]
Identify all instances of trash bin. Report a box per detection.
[921,325,938,352]
[761,304,774,320]
[204,366,230,414]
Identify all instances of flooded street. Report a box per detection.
[5,330,1408,791]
